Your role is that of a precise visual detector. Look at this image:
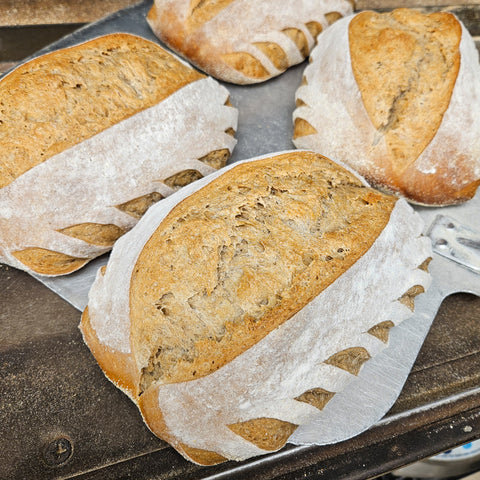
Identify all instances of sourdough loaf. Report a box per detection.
[293,9,480,205]
[146,0,354,84]
[80,150,431,464]
[0,33,237,275]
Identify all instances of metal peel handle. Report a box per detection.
[428,215,480,275]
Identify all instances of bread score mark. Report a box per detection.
[349,9,462,173]
[0,33,203,189]
[128,152,397,393]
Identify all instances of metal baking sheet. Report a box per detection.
[5,0,480,454]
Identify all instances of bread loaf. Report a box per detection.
[80,150,431,464]
[293,9,480,205]
[0,33,237,275]
[146,0,354,84]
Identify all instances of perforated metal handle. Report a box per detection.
[427,215,480,275]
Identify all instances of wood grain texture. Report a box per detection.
[1,266,480,479]
[1,2,479,68]
[0,24,82,63]
[358,0,480,8]
[390,292,480,415]
[1,1,479,25]
[0,0,140,26]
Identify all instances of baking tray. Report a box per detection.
[2,0,480,478]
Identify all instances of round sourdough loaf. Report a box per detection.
[80,150,431,465]
[0,33,237,276]
[293,9,480,206]
[146,0,354,84]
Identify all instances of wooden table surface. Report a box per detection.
[1,1,480,479]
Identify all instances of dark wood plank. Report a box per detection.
[0,24,82,62]
[1,266,480,479]
[390,293,480,414]
[0,266,165,480]
[0,0,140,26]
[358,0,480,8]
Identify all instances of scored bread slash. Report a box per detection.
[80,150,432,465]
[147,0,354,84]
[293,8,480,206]
[0,33,238,276]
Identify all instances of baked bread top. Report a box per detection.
[293,9,480,205]
[147,0,354,84]
[0,33,237,275]
[0,33,202,189]
[81,151,432,465]
[350,9,461,174]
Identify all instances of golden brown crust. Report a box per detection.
[220,52,270,80]
[0,33,203,189]
[137,385,174,442]
[0,32,237,277]
[295,7,478,205]
[305,21,323,40]
[163,169,204,190]
[325,347,371,376]
[147,1,353,84]
[282,28,309,58]
[57,223,126,247]
[325,11,343,25]
[227,417,298,451]
[349,9,461,179]
[186,0,236,32]
[252,41,289,71]
[138,383,228,465]
[198,148,230,169]
[367,321,395,344]
[400,163,480,206]
[295,387,335,410]
[129,152,397,390]
[293,117,317,139]
[398,285,425,311]
[82,150,434,464]
[80,306,141,399]
[177,444,228,465]
[116,192,165,220]
[12,248,88,275]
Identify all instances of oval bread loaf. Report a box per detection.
[147,0,354,84]
[80,150,431,465]
[0,33,238,275]
[293,9,480,205]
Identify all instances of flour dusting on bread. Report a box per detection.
[293,9,480,205]
[81,151,431,464]
[0,34,238,276]
[147,0,354,84]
